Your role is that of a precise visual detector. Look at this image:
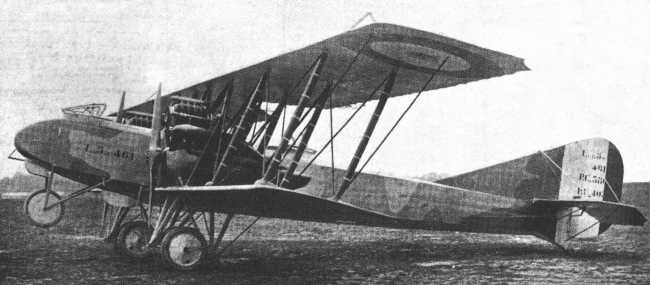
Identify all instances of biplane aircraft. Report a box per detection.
[10,23,646,270]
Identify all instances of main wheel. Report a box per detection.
[114,221,153,259]
[24,190,64,227]
[160,227,207,271]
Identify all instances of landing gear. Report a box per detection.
[24,189,64,227]
[160,227,207,271]
[23,168,110,228]
[114,221,153,259]
[100,201,155,260]
[140,195,248,270]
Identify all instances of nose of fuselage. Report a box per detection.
[14,120,61,162]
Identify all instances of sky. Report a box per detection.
[1,0,649,181]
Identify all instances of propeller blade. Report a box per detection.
[148,84,164,223]
[150,83,163,152]
[116,91,126,123]
[148,157,156,226]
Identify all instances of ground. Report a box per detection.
[1,198,649,284]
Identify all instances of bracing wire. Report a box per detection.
[216,216,261,257]
[539,150,621,203]
[349,12,376,30]
[287,35,372,177]
[329,92,336,195]
[351,57,450,182]
[297,74,390,177]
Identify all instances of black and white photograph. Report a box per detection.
[0,1,648,284]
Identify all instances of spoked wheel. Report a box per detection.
[114,221,153,259]
[160,227,207,271]
[23,189,64,227]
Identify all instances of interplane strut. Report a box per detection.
[260,52,328,184]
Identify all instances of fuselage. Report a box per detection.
[15,114,151,194]
[14,113,551,237]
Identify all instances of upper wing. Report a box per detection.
[117,23,528,115]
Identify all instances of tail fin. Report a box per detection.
[436,138,638,246]
[436,138,623,202]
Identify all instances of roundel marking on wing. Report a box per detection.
[368,41,471,72]
[339,33,505,78]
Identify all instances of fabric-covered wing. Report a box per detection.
[156,184,404,227]
[117,23,528,115]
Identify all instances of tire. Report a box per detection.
[160,227,207,271]
[23,189,64,228]
[114,221,153,259]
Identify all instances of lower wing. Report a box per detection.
[156,184,404,227]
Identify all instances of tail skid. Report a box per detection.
[527,199,646,249]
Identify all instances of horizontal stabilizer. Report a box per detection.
[528,199,646,226]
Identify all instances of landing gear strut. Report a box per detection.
[139,194,249,270]
[101,201,153,260]
[144,195,210,270]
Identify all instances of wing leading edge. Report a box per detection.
[116,23,528,116]
[156,184,404,227]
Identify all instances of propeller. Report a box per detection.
[116,91,126,123]
[148,83,165,222]
[150,84,164,153]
